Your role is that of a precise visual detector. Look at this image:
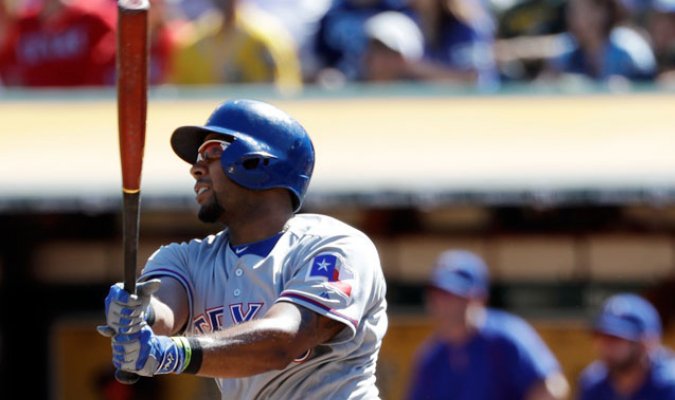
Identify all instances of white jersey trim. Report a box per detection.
[277,289,359,332]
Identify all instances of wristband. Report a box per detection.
[159,336,202,375]
[183,337,203,374]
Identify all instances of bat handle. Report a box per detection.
[115,369,140,385]
[116,191,142,384]
[122,191,140,295]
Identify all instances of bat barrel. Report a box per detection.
[117,0,149,194]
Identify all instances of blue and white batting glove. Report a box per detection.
[112,325,193,377]
[98,279,161,336]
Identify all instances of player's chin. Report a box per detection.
[197,201,224,223]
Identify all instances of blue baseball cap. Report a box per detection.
[593,293,662,342]
[429,250,490,298]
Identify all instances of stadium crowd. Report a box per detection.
[0,0,674,90]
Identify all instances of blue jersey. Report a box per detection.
[406,309,561,400]
[423,13,499,91]
[314,0,414,80]
[578,348,675,400]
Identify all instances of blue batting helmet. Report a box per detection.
[593,293,662,342]
[171,99,315,211]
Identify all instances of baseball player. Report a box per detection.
[98,99,389,399]
[406,249,570,400]
[577,293,675,400]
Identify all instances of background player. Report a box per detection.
[577,293,675,399]
[406,249,570,400]
[98,99,389,399]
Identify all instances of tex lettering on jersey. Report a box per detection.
[229,303,263,324]
[306,253,354,298]
[193,303,264,333]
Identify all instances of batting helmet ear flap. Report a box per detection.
[240,153,276,171]
[222,148,279,186]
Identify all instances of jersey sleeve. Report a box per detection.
[493,314,563,395]
[576,362,606,400]
[276,234,383,343]
[139,241,198,332]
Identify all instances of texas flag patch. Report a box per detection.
[307,253,353,297]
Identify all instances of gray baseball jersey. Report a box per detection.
[140,213,389,399]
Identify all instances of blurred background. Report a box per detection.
[0,0,674,398]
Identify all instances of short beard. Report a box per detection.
[607,346,644,374]
[198,198,224,223]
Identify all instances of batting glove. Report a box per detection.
[99,279,161,336]
[112,325,193,377]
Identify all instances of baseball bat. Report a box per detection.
[116,0,150,385]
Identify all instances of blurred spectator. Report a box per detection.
[577,293,675,400]
[493,0,567,80]
[0,0,117,87]
[0,0,15,85]
[496,0,567,38]
[0,0,13,49]
[619,0,653,25]
[147,0,188,85]
[313,0,415,87]
[406,249,569,400]
[406,0,500,90]
[362,10,424,81]
[494,32,567,82]
[171,0,216,20]
[168,0,302,94]
[242,0,332,82]
[646,0,675,85]
[542,0,657,84]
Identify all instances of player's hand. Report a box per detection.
[112,325,188,377]
[99,279,161,335]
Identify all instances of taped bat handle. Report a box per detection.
[115,193,141,384]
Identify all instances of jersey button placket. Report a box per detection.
[233,263,243,297]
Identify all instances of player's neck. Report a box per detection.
[437,305,485,345]
[440,318,478,345]
[442,325,475,345]
[223,189,294,245]
[227,210,292,246]
[611,356,650,396]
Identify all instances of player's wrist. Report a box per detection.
[154,336,186,374]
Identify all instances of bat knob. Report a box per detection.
[115,369,140,385]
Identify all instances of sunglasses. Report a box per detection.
[196,139,229,164]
